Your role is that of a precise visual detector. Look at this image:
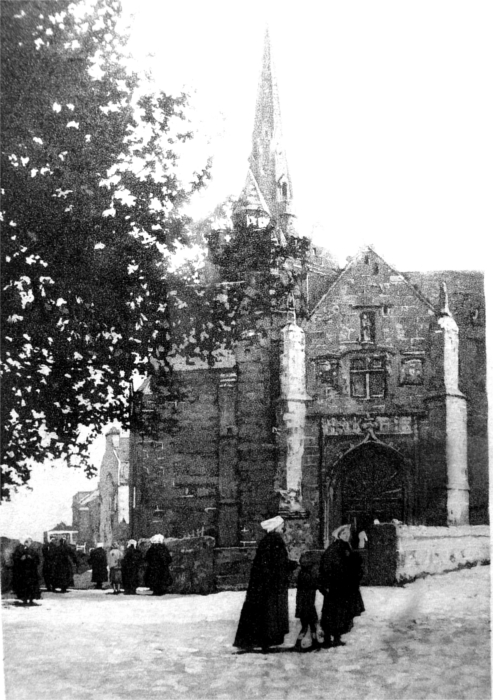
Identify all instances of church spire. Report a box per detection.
[235,29,298,239]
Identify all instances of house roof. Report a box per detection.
[74,490,99,507]
[49,522,78,532]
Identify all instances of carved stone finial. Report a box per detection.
[278,488,305,515]
[439,281,451,316]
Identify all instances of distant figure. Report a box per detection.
[89,543,108,590]
[358,530,368,549]
[12,537,41,605]
[108,543,123,595]
[233,516,298,652]
[319,524,365,648]
[294,552,320,652]
[52,538,77,593]
[122,540,142,595]
[42,536,58,592]
[144,534,172,596]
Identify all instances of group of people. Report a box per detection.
[234,517,364,653]
[12,520,362,653]
[11,535,78,605]
[10,534,173,603]
[88,534,173,596]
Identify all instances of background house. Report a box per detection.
[71,427,130,547]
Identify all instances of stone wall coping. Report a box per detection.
[392,524,490,539]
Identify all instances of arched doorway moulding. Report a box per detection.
[321,431,416,547]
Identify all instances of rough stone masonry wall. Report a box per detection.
[235,338,279,544]
[166,536,216,594]
[300,416,323,548]
[214,546,257,591]
[137,536,216,595]
[132,370,220,540]
[405,270,488,524]
[368,524,490,585]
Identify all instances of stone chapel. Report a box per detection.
[128,31,488,557]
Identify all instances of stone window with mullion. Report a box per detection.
[350,356,386,399]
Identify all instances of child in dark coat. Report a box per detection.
[295,552,320,651]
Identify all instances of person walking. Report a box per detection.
[52,537,77,593]
[319,524,365,648]
[12,537,41,605]
[294,552,320,652]
[42,536,58,592]
[144,534,172,596]
[122,539,142,595]
[233,515,298,652]
[108,543,123,595]
[89,542,108,590]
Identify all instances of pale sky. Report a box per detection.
[2,1,492,541]
[0,437,106,543]
[126,0,492,272]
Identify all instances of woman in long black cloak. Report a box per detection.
[89,543,108,589]
[144,534,172,596]
[233,516,298,651]
[122,539,142,595]
[42,536,58,592]
[319,524,365,647]
[12,537,41,604]
[52,538,77,592]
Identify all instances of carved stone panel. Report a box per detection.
[399,358,424,385]
[322,414,413,437]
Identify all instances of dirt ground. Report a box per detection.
[1,565,490,700]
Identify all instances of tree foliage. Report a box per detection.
[1,0,311,499]
[1,0,210,496]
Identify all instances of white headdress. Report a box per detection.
[96,542,104,548]
[260,516,284,533]
[150,534,164,544]
[127,539,137,547]
[332,524,351,540]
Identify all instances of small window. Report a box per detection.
[364,255,370,265]
[382,305,390,316]
[282,182,288,198]
[373,263,379,275]
[350,356,386,399]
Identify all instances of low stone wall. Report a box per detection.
[368,524,490,585]
[214,547,257,591]
[166,536,216,595]
[4,527,488,594]
[138,536,216,595]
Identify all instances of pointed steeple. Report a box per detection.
[235,29,298,239]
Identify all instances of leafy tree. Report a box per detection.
[1,0,211,497]
[1,0,311,500]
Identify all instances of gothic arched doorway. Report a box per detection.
[326,441,407,542]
